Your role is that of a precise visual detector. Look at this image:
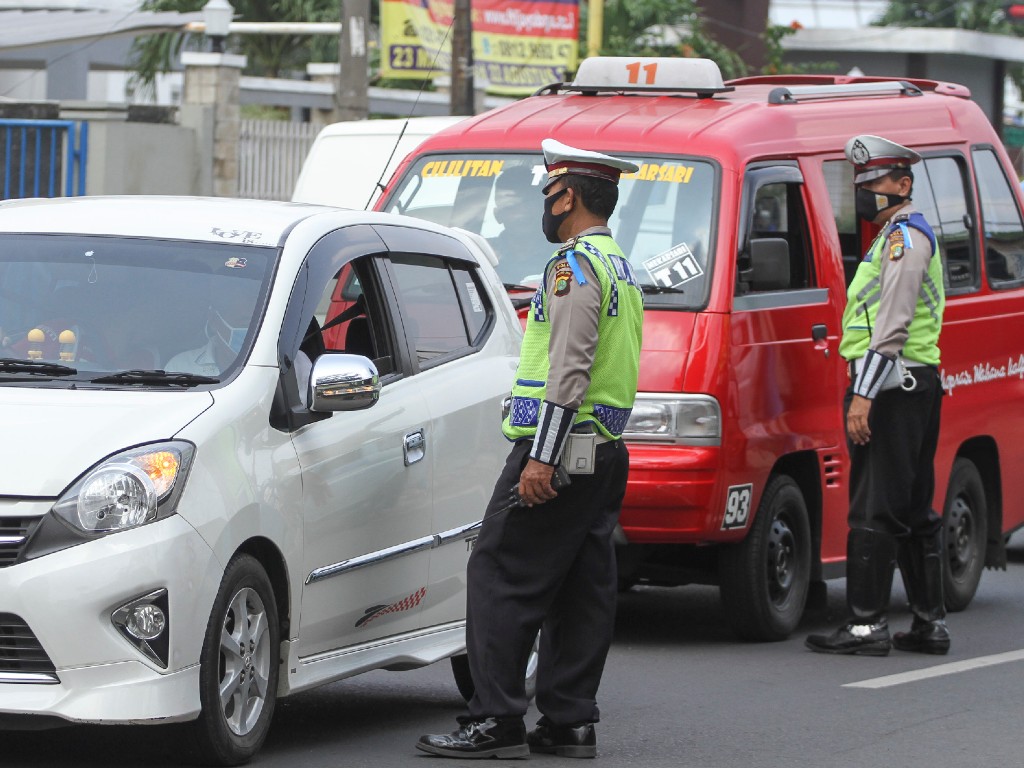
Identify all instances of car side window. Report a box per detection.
[387,253,492,369]
[304,256,395,376]
[972,147,1024,289]
[919,155,978,293]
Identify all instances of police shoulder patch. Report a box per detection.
[552,260,574,297]
[887,229,905,261]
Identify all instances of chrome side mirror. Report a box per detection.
[309,354,380,412]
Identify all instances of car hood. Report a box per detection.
[0,387,213,497]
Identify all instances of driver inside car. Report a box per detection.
[166,280,256,376]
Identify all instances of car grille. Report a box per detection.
[0,613,57,678]
[0,517,38,568]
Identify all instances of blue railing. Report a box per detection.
[0,119,88,200]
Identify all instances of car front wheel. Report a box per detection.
[191,555,280,766]
[719,475,811,642]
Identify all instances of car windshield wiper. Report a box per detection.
[89,369,220,386]
[0,357,78,376]
[641,284,687,295]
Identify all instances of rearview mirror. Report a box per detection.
[309,354,380,412]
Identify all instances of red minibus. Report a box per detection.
[378,57,1024,640]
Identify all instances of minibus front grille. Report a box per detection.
[0,614,58,682]
[0,517,38,568]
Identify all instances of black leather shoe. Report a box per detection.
[893,617,950,655]
[805,620,891,656]
[417,717,529,759]
[527,721,596,758]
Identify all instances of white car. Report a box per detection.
[0,196,522,764]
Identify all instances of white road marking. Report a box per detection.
[844,649,1024,689]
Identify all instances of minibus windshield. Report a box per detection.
[385,153,717,308]
[0,235,275,385]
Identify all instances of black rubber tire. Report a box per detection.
[719,475,812,642]
[190,555,281,766]
[943,458,988,612]
[450,631,539,703]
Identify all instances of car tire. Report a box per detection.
[450,631,539,703]
[190,554,280,766]
[943,458,988,612]
[719,475,811,642]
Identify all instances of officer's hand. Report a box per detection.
[847,395,872,445]
[518,459,558,506]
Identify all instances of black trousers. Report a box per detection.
[465,438,629,725]
[846,366,944,538]
[844,366,944,620]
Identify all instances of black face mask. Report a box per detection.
[542,187,571,243]
[855,186,908,222]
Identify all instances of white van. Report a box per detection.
[291,116,467,210]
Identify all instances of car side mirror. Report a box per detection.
[309,353,380,412]
[746,237,791,291]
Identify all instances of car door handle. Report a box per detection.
[811,324,827,341]
[404,429,426,466]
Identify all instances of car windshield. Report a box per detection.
[0,235,275,386]
[384,152,717,308]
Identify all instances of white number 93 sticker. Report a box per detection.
[722,484,753,530]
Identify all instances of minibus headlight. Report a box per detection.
[52,442,195,534]
[622,395,721,445]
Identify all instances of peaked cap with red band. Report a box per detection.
[845,134,922,184]
[541,138,640,193]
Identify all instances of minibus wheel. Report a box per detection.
[718,475,811,642]
[192,554,280,766]
[942,458,987,612]
[451,630,539,703]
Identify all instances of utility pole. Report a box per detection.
[451,0,474,115]
[337,0,369,121]
[587,0,603,59]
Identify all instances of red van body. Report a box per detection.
[378,58,1024,640]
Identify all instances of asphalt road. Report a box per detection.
[7,533,1024,768]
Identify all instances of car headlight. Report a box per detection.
[51,442,195,534]
[621,394,721,445]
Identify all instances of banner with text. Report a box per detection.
[380,0,579,95]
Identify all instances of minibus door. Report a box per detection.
[731,164,842,478]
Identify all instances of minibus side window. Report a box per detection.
[822,160,859,286]
[972,147,1024,289]
[920,156,978,293]
[739,180,814,294]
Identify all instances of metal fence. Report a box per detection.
[238,119,319,201]
[0,119,88,200]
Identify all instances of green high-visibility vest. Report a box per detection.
[839,213,944,365]
[502,234,643,441]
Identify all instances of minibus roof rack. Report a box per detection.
[767,80,923,104]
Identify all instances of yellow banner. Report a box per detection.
[380,0,579,95]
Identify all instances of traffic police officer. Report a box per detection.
[806,135,948,656]
[417,139,643,758]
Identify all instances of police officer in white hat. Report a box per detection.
[417,139,643,758]
[806,135,949,656]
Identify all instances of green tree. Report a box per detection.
[875,1,1024,92]
[584,0,748,79]
[876,0,1009,29]
[130,0,342,95]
